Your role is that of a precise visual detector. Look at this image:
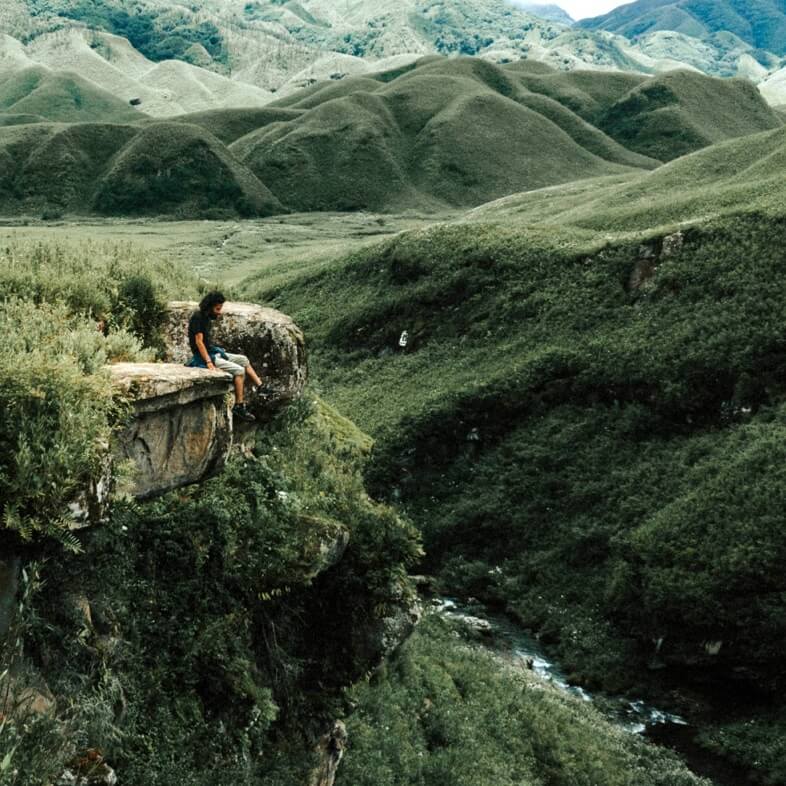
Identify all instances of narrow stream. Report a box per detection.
[434,598,753,786]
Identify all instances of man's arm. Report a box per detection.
[195,333,216,370]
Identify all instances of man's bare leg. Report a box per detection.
[246,363,263,388]
[234,375,245,405]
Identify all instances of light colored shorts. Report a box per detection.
[213,352,250,378]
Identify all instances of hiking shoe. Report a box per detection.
[232,404,256,423]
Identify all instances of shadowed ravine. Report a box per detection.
[435,598,756,786]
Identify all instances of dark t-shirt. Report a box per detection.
[188,310,212,357]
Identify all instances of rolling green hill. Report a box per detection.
[229,57,658,213]
[0,65,145,123]
[93,122,282,217]
[162,106,304,144]
[0,56,782,217]
[579,0,786,55]
[597,69,783,160]
[469,124,786,232]
[0,120,281,218]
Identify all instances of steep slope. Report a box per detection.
[0,65,144,123]
[597,69,783,160]
[580,0,786,55]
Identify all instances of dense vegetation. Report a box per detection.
[0,241,193,546]
[0,239,424,783]
[1,393,422,785]
[248,192,786,781]
[340,616,707,786]
[30,0,228,66]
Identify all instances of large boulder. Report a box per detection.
[163,302,307,416]
[109,363,234,500]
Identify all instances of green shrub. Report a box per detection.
[113,274,168,351]
[0,300,148,547]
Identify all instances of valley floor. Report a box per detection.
[0,212,454,289]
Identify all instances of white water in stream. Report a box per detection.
[435,598,689,735]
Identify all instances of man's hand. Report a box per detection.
[207,361,217,371]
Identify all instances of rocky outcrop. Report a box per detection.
[109,363,234,500]
[163,302,307,417]
[352,581,423,669]
[628,231,685,291]
[310,721,348,786]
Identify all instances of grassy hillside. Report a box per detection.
[340,616,708,786]
[598,69,783,161]
[580,0,786,56]
[231,57,661,213]
[0,119,280,218]
[0,55,781,217]
[0,65,145,123]
[93,122,281,217]
[240,125,786,782]
[469,124,786,232]
[164,106,303,144]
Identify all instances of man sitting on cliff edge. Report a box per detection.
[187,291,264,423]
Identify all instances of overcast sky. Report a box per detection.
[547,1,631,20]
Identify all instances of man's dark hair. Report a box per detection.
[199,291,226,315]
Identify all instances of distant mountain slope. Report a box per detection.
[8,0,776,94]
[230,57,658,213]
[512,4,574,25]
[0,65,145,123]
[0,120,280,218]
[598,69,783,160]
[580,0,786,56]
[12,29,273,116]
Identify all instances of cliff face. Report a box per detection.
[1,302,422,785]
[109,363,234,500]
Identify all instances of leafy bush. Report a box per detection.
[0,300,147,547]
[0,240,195,544]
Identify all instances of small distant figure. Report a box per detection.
[129,97,142,106]
[187,291,265,423]
[398,330,409,348]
